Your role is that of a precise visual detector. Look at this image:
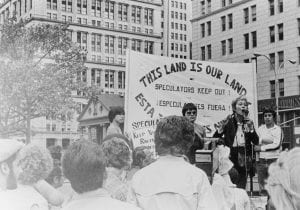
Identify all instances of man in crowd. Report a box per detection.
[129,115,218,210]
[62,140,140,210]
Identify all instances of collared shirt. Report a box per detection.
[257,124,281,159]
[129,155,218,210]
[233,123,245,147]
[62,188,140,210]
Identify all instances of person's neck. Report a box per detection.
[112,120,120,127]
[235,113,244,123]
[266,123,275,129]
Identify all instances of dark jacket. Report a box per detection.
[213,114,259,160]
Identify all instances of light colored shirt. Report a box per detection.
[233,123,245,147]
[103,167,129,201]
[0,185,48,210]
[129,155,218,210]
[106,123,122,135]
[231,187,250,210]
[62,188,140,210]
[257,124,281,159]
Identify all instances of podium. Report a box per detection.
[194,138,219,182]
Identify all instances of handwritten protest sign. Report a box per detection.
[125,51,257,150]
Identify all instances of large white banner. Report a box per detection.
[125,51,257,150]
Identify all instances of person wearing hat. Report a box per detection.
[0,139,23,191]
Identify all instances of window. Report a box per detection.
[298,18,300,36]
[207,44,211,59]
[269,0,274,16]
[47,0,57,10]
[207,0,211,13]
[244,33,249,50]
[118,3,128,21]
[270,80,275,98]
[251,31,257,48]
[91,34,101,52]
[278,51,284,68]
[104,0,114,19]
[144,8,153,26]
[278,23,284,41]
[131,39,141,52]
[244,8,249,24]
[171,43,174,50]
[104,35,114,54]
[269,26,275,43]
[221,0,226,7]
[131,6,141,23]
[278,0,283,13]
[221,16,226,31]
[67,0,72,12]
[228,14,232,29]
[207,21,211,36]
[269,53,275,70]
[144,41,153,54]
[201,46,205,60]
[62,0,66,11]
[251,5,256,21]
[105,70,114,88]
[201,23,205,37]
[91,68,101,86]
[118,37,128,55]
[201,1,205,15]
[118,71,125,89]
[228,38,233,54]
[279,79,284,96]
[221,40,226,56]
[91,0,101,17]
[77,0,87,14]
[77,31,87,49]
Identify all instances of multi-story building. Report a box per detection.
[161,0,192,59]
[0,0,163,147]
[191,0,300,146]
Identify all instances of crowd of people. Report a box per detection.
[0,97,300,210]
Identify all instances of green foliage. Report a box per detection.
[0,19,87,141]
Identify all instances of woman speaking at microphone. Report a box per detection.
[213,95,259,189]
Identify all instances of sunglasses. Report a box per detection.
[186,111,197,115]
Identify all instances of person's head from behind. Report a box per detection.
[45,166,63,188]
[13,144,53,186]
[108,106,125,124]
[101,136,132,170]
[0,139,23,190]
[262,106,276,126]
[266,148,300,210]
[228,167,239,186]
[155,115,194,156]
[182,103,197,123]
[132,146,155,169]
[62,140,106,194]
[231,95,250,116]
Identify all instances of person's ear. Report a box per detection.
[0,163,10,176]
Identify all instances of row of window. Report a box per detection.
[170,32,187,41]
[200,0,233,16]
[170,11,187,21]
[268,0,283,16]
[47,0,154,25]
[171,1,187,10]
[77,69,125,90]
[75,31,154,55]
[270,79,284,98]
[243,5,256,24]
[170,43,188,52]
[171,22,187,31]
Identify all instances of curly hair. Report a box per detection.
[266,148,300,210]
[101,137,132,169]
[62,140,106,194]
[108,106,124,123]
[155,115,194,156]
[132,146,155,168]
[15,144,53,185]
[231,95,250,112]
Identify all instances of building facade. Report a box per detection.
[161,0,192,59]
[0,0,163,147]
[191,0,300,145]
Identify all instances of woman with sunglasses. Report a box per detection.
[182,103,206,164]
